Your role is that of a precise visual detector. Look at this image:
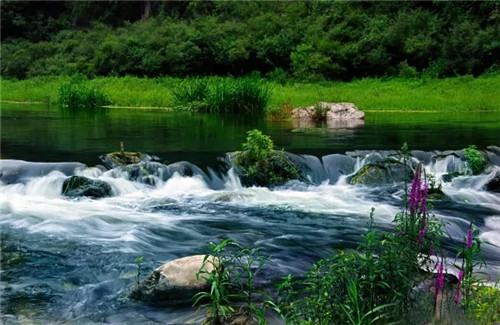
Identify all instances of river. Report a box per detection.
[1,104,499,324]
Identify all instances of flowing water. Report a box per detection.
[1,104,499,324]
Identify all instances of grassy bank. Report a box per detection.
[1,74,499,112]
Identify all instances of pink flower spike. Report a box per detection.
[466,228,473,249]
[458,270,464,282]
[435,263,444,294]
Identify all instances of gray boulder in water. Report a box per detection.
[130,255,217,305]
[291,102,365,121]
[485,172,500,193]
[62,176,114,198]
[349,159,413,185]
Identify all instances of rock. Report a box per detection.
[228,314,258,325]
[427,188,445,201]
[130,255,218,305]
[100,151,155,169]
[62,176,113,198]
[291,102,364,123]
[441,171,463,183]
[349,159,412,185]
[484,172,500,193]
[232,150,300,187]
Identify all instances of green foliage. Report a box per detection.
[311,102,329,122]
[278,163,445,324]
[206,78,271,114]
[2,2,498,81]
[464,145,486,175]
[194,239,236,324]
[3,75,500,113]
[234,130,299,186]
[59,79,111,110]
[173,77,271,114]
[135,256,144,286]
[194,239,272,325]
[173,77,210,111]
[467,282,500,324]
[268,99,293,121]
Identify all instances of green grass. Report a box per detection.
[2,74,499,112]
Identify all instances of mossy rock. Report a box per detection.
[441,171,464,183]
[427,187,445,201]
[100,151,146,169]
[62,176,114,198]
[349,159,412,185]
[232,150,300,187]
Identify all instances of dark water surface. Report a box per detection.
[2,104,499,165]
[1,104,499,324]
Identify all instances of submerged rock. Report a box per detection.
[62,176,113,198]
[130,255,217,305]
[349,159,412,185]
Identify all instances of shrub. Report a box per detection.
[234,129,299,186]
[59,80,110,109]
[206,78,271,114]
[464,145,486,175]
[194,239,273,325]
[311,102,329,122]
[268,99,293,121]
[172,77,210,111]
[173,77,271,114]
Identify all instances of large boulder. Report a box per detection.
[232,150,301,187]
[130,255,217,305]
[349,159,413,185]
[62,176,114,198]
[291,102,364,123]
[484,172,500,193]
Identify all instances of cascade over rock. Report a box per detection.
[130,255,217,305]
[349,158,413,185]
[62,176,114,198]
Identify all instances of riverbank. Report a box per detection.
[1,74,499,112]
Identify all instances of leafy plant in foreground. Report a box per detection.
[194,239,273,324]
[464,145,486,175]
[277,149,444,324]
[194,239,236,324]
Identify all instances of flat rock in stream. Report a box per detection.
[100,151,156,169]
[130,255,217,306]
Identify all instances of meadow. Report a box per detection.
[2,74,499,113]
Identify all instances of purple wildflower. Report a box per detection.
[435,262,444,294]
[409,168,422,215]
[420,184,429,215]
[418,217,427,244]
[466,228,473,249]
[455,270,464,304]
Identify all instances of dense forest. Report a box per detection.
[1,1,499,80]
